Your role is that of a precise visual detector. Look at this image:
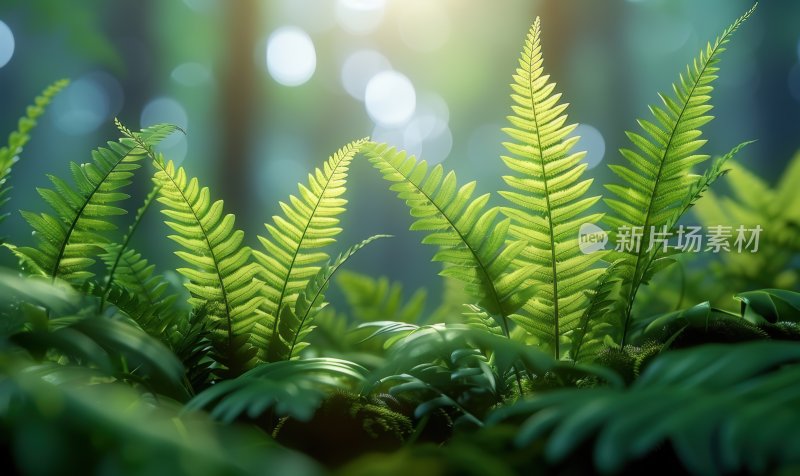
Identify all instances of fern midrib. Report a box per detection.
[524,36,561,359]
[621,34,728,345]
[51,149,136,281]
[379,156,511,338]
[270,153,349,341]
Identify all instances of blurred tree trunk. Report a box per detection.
[219,0,259,223]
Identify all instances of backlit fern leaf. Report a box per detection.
[336,270,427,324]
[120,126,264,378]
[254,139,367,363]
[9,123,176,285]
[272,234,389,361]
[603,5,756,344]
[0,79,68,229]
[500,17,605,358]
[365,142,537,337]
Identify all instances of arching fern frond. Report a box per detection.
[603,5,756,344]
[254,139,367,363]
[0,79,69,229]
[271,234,390,361]
[499,17,605,359]
[148,157,264,378]
[364,142,538,337]
[8,123,177,285]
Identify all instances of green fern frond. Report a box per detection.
[149,157,264,378]
[336,270,427,324]
[253,139,367,363]
[603,5,756,344]
[499,17,606,358]
[364,142,538,337]
[8,123,177,284]
[568,261,623,363]
[271,234,389,361]
[0,79,69,228]
[100,250,180,337]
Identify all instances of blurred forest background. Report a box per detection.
[0,0,798,311]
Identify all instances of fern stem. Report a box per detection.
[99,186,160,310]
[524,19,561,360]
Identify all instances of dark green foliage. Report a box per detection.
[488,341,800,476]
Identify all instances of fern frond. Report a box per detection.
[603,5,756,344]
[100,250,180,337]
[253,139,367,363]
[364,142,537,337]
[149,158,263,377]
[499,17,606,358]
[185,357,368,422]
[336,270,427,324]
[568,261,623,363]
[271,234,389,361]
[0,79,69,228]
[8,123,177,284]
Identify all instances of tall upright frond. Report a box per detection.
[253,139,366,363]
[0,79,69,227]
[499,17,605,358]
[8,123,177,285]
[364,142,538,337]
[603,5,756,344]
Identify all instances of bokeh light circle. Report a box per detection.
[365,71,416,126]
[0,20,15,69]
[335,0,385,35]
[570,124,606,169]
[341,50,391,100]
[266,27,316,87]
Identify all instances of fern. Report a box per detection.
[254,139,367,363]
[0,79,69,228]
[489,341,800,476]
[603,5,756,344]
[271,234,389,361]
[364,142,537,337]
[499,17,605,359]
[8,123,177,285]
[336,270,427,324]
[118,126,264,378]
[693,150,800,293]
